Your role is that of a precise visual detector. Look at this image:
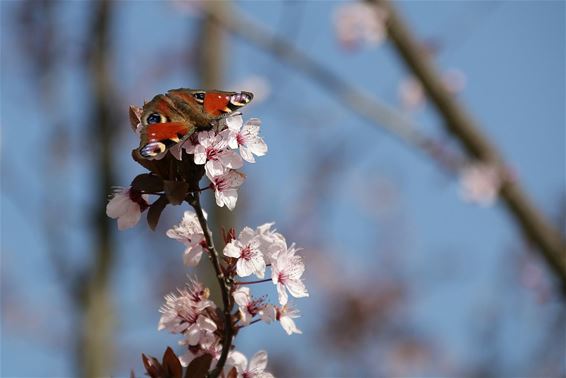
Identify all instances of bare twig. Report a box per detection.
[189,192,233,378]
[373,0,566,288]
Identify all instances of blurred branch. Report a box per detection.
[205,4,565,289]
[372,0,566,289]
[77,0,118,376]
[196,0,235,248]
[204,5,466,175]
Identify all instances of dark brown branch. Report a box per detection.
[372,0,566,288]
[188,193,233,378]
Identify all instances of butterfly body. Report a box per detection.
[137,88,253,158]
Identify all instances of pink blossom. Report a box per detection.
[106,187,149,230]
[158,279,216,342]
[233,286,270,326]
[271,245,308,305]
[193,130,243,177]
[224,227,266,278]
[277,303,303,335]
[209,170,246,211]
[255,223,287,264]
[459,163,502,207]
[166,211,206,267]
[333,2,387,50]
[226,116,268,163]
[227,350,274,378]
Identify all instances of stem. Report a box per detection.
[233,278,272,285]
[189,192,233,378]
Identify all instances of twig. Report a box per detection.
[372,0,566,289]
[189,192,233,378]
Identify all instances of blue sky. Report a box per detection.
[1,1,564,376]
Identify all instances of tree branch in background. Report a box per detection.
[79,0,118,376]
[372,0,566,290]
[202,3,565,290]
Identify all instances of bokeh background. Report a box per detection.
[1,1,565,377]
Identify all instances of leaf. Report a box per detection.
[142,353,163,378]
[184,354,213,378]
[226,367,238,378]
[147,195,168,230]
[162,347,183,378]
[131,173,164,193]
[164,180,189,206]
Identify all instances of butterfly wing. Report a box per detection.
[138,121,193,158]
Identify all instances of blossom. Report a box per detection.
[233,286,270,326]
[224,227,266,278]
[179,340,222,368]
[255,223,287,264]
[277,303,302,335]
[106,187,149,230]
[459,163,502,207]
[271,245,308,305]
[193,130,243,177]
[333,2,387,50]
[227,350,274,378]
[210,170,246,211]
[226,116,268,163]
[158,279,216,346]
[166,211,206,266]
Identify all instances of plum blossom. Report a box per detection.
[209,170,246,211]
[166,211,206,266]
[276,303,302,335]
[226,115,268,163]
[459,163,502,207]
[106,187,149,230]
[158,279,216,346]
[271,245,308,305]
[227,350,274,378]
[194,130,243,178]
[179,340,222,368]
[255,223,287,264]
[224,227,266,278]
[333,2,387,50]
[233,286,270,326]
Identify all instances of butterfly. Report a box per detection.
[134,88,253,159]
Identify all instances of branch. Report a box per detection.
[372,0,566,288]
[204,6,466,175]
[188,192,233,378]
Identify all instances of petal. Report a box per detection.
[280,316,302,335]
[183,246,204,267]
[276,283,288,305]
[249,350,268,372]
[206,159,225,177]
[240,146,256,163]
[236,259,255,277]
[197,315,217,332]
[106,192,130,218]
[194,145,207,165]
[223,242,241,258]
[117,205,141,230]
[221,189,238,211]
[220,150,244,170]
[250,139,268,156]
[225,114,244,131]
[233,286,251,306]
[227,350,248,373]
[286,279,309,298]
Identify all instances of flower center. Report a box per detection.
[240,245,253,260]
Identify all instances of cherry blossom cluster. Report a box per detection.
[160,213,307,371]
[106,114,267,230]
[107,109,307,377]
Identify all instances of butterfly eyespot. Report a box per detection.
[146,113,163,124]
[193,92,205,103]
